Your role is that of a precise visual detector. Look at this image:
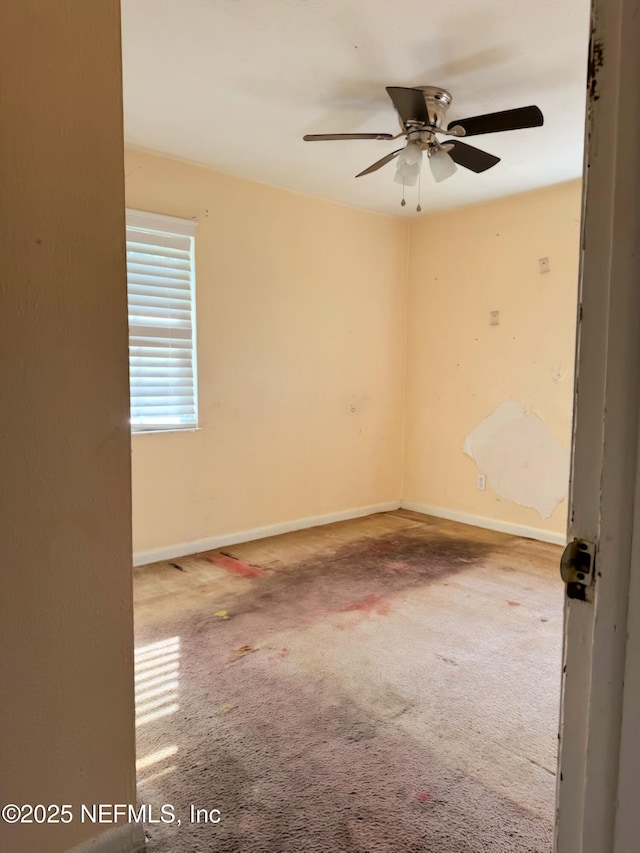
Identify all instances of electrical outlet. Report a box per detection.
[538,257,550,273]
[489,310,500,326]
[476,473,486,491]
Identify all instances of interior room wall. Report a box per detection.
[125,148,408,560]
[403,180,582,541]
[0,3,137,852]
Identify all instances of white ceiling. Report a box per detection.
[121,0,591,217]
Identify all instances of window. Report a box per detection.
[126,210,198,432]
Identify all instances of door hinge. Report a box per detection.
[560,538,596,600]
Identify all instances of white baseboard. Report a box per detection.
[133,501,401,567]
[67,822,145,853]
[400,501,567,546]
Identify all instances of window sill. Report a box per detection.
[131,427,202,436]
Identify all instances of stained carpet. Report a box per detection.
[134,510,562,852]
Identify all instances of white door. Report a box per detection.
[556,0,640,849]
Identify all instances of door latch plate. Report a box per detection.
[560,538,596,600]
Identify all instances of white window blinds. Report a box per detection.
[126,210,198,432]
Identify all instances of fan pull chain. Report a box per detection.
[416,169,422,213]
[400,180,406,207]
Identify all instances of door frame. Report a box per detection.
[557,0,640,849]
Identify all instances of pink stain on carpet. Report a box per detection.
[415,791,433,803]
[207,553,266,578]
[340,593,390,616]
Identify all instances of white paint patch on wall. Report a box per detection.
[463,401,570,519]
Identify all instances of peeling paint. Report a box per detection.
[587,34,605,103]
[464,401,570,519]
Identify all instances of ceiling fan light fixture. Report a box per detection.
[394,163,421,186]
[429,148,458,183]
[394,142,422,186]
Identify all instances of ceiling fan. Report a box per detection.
[303,86,543,206]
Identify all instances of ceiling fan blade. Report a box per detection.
[447,105,543,136]
[446,141,501,173]
[356,148,404,178]
[303,133,394,141]
[386,87,429,125]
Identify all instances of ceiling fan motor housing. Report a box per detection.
[402,87,455,151]
[415,86,452,129]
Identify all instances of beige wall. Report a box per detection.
[125,148,407,557]
[0,3,136,852]
[404,181,582,538]
[128,152,580,554]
